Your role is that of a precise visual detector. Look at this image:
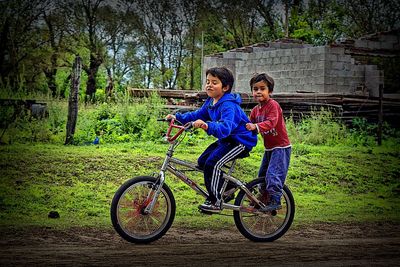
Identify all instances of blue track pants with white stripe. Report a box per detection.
[198,140,248,203]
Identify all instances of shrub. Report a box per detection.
[79,92,167,144]
[287,109,348,145]
[1,93,399,147]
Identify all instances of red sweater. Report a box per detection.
[250,99,291,151]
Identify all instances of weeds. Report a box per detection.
[1,94,399,149]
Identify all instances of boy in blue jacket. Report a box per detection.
[166,67,257,213]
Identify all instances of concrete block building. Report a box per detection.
[203,29,399,98]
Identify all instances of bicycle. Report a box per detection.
[110,119,295,243]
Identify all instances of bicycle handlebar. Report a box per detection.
[158,118,192,143]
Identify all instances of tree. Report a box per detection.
[203,0,262,48]
[342,0,400,37]
[41,2,72,98]
[2,0,399,96]
[284,0,400,45]
[0,0,50,92]
[182,0,203,90]
[255,0,282,40]
[134,0,189,89]
[288,0,347,45]
[100,1,140,98]
[65,0,124,102]
[77,0,105,103]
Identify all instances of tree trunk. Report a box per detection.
[85,54,102,103]
[105,67,113,99]
[65,56,81,145]
[0,17,10,84]
[190,30,195,90]
[44,58,57,98]
[47,72,57,98]
[85,70,96,103]
[284,0,289,38]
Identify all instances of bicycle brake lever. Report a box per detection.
[184,122,193,130]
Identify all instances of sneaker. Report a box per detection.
[198,200,222,213]
[258,190,269,204]
[250,190,269,207]
[260,198,282,212]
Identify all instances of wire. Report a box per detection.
[174,130,186,149]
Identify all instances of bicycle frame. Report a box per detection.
[144,119,266,214]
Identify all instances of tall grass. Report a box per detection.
[286,109,348,146]
[1,95,398,146]
[286,109,399,147]
[0,93,166,145]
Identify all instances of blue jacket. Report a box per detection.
[175,93,257,150]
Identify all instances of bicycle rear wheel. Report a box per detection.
[233,178,295,242]
[110,176,175,243]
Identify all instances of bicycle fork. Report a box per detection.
[143,149,172,214]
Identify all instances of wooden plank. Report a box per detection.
[125,88,400,125]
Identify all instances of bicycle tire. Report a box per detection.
[233,178,295,242]
[110,176,176,243]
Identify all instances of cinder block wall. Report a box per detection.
[202,42,383,96]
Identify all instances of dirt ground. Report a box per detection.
[1,222,399,266]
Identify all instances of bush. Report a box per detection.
[286,109,400,147]
[347,117,399,146]
[287,109,348,146]
[77,93,166,144]
[0,93,167,145]
[1,94,399,147]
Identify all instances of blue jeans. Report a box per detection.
[198,140,248,202]
[258,147,291,201]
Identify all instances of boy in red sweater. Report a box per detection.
[246,73,291,211]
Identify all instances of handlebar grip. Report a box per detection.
[157,118,172,122]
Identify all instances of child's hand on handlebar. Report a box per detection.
[165,114,176,120]
[193,119,208,130]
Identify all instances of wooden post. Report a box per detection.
[377,83,383,146]
[284,0,289,38]
[65,56,82,145]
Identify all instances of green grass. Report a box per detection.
[0,140,399,230]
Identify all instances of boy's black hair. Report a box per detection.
[206,67,234,93]
[249,73,274,92]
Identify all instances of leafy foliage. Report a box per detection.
[287,109,348,145]
[1,0,398,98]
[286,109,400,147]
[1,97,399,148]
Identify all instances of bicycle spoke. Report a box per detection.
[114,178,173,241]
[234,179,294,241]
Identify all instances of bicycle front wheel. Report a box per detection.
[110,176,176,243]
[233,178,295,242]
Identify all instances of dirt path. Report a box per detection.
[1,222,399,266]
